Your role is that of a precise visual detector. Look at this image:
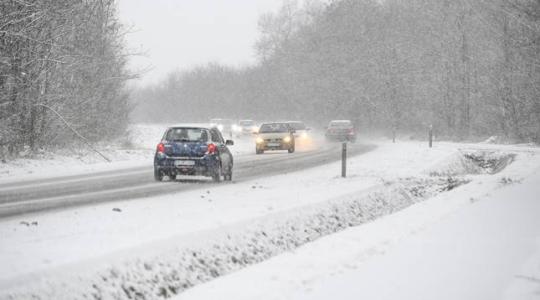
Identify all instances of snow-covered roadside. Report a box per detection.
[0,140,537,299]
[0,124,255,183]
[0,124,162,182]
[291,169,540,300]
[178,146,540,300]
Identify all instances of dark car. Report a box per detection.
[255,122,295,154]
[286,121,310,140]
[210,118,235,138]
[325,120,356,142]
[154,124,234,182]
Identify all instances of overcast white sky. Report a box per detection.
[117,0,282,86]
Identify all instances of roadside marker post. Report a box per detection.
[342,142,347,178]
[428,124,433,148]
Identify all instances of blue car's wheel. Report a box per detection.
[212,164,222,182]
[224,164,233,181]
[154,167,163,182]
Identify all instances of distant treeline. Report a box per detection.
[0,0,131,157]
[133,0,539,142]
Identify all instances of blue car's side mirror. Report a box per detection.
[225,140,234,146]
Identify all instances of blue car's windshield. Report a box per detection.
[166,128,208,142]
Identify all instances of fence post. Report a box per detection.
[428,124,433,148]
[341,142,347,177]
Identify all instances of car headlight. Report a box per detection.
[283,136,291,143]
[217,124,224,131]
[232,124,241,132]
[301,132,308,138]
[256,137,264,144]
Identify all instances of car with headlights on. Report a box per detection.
[286,121,310,140]
[154,124,234,182]
[238,119,258,135]
[325,120,356,142]
[209,118,235,138]
[255,122,295,154]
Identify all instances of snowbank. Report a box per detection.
[179,145,540,300]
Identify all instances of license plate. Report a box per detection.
[267,143,280,147]
[174,160,195,166]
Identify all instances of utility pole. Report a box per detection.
[428,124,433,148]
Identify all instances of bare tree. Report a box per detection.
[0,0,133,159]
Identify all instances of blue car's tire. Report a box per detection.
[224,164,233,181]
[154,167,163,182]
[212,164,222,182]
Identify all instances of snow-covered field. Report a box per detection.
[0,128,539,299]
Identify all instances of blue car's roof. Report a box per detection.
[167,123,216,130]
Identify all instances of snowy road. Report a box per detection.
[0,142,374,218]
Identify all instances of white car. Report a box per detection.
[210,118,235,138]
[286,121,310,139]
[238,119,258,135]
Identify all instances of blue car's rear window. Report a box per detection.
[166,128,208,142]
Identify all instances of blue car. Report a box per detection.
[154,124,234,182]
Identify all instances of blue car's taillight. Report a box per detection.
[206,143,217,154]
